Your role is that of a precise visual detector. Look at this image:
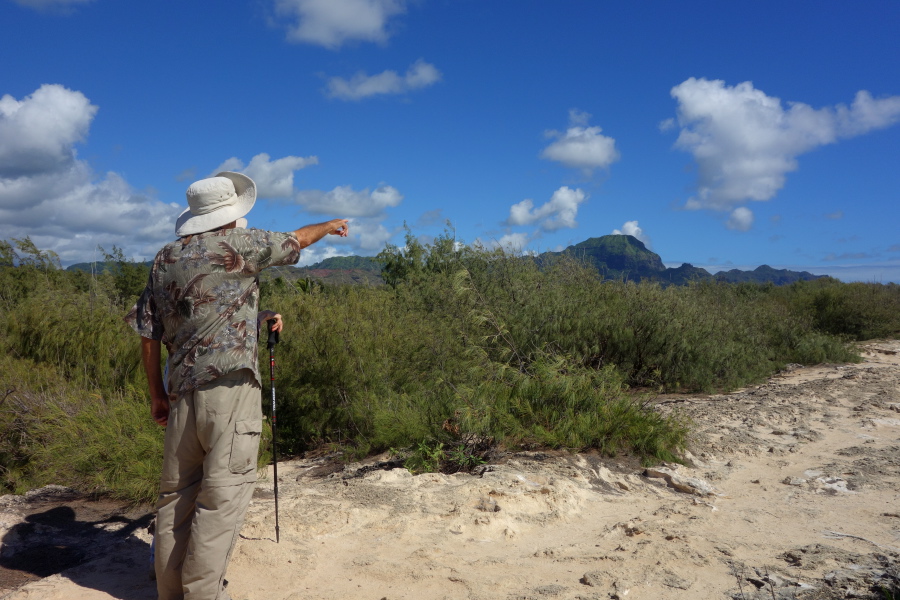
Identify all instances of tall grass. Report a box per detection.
[29,385,166,503]
[0,351,158,502]
[775,278,900,340]
[0,234,894,502]
[4,282,143,393]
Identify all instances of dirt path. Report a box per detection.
[1,341,898,600]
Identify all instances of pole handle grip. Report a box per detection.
[267,319,280,349]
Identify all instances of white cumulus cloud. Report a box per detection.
[0,84,97,179]
[726,207,755,232]
[326,59,441,100]
[540,109,620,174]
[306,216,398,254]
[294,184,402,217]
[292,184,403,253]
[669,78,900,219]
[292,243,343,267]
[507,186,586,231]
[274,0,406,49]
[612,220,652,247]
[290,220,396,263]
[352,220,395,251]
[0,85,178,264]
[472,232,533,254]
[213,153,318,198]
[491,232,531,252]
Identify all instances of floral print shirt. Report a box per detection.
[125,227,301,395]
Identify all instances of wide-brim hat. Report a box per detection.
[175,171,256,236]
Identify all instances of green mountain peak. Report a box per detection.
[564,234,665,278]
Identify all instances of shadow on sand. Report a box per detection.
[0,503,156,600]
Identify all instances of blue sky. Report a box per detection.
[2,0,899,282]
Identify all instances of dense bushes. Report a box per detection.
[0,233,896,504]
[774,278,900,340]
[376,237,861,393]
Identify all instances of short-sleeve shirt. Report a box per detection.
[125,227,301,395]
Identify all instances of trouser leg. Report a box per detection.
[181,481,255,600]
[156,481,201,600]
[155,369,262,600]
[155,379,204,600]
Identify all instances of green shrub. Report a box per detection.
[29,386,165,504]
[0,351,158,501]
[3,282,142,393]
[780,279,900,340]
[0,235,888,503]
[0,354,75,493]
[453,350,688,460]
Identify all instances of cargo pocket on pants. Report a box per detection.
[229,419,262,474]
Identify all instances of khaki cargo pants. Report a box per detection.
[155,369,263,600]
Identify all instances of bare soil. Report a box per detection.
[1,341,898,600]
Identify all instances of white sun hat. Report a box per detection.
[175,171,256,236]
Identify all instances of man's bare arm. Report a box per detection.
[293,219,349,248]
[140,337,170,427]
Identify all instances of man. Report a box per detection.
[126,171,348,600]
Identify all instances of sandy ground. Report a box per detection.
[1,341,898,600]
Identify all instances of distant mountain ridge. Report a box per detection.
[68,260,152,273]
[66,235,825,286]
[553,235,824,285]
[546,235,665,280]
[275,255,384,286]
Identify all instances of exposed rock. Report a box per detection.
[783,476,807,486]
[580,570,606,587]
[643,465,718,496]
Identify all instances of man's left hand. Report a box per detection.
[258,311,283,332]
[151,393,170,427]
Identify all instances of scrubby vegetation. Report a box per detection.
[1,234,898,504]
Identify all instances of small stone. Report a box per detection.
[535,584,566,596]
[581,571,606,587]
[782,476,806,486]
[643,466,717,496]
[662,570,693,590]
[476,497,500,512]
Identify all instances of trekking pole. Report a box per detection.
[266,319,280,543]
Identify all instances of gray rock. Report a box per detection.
[782,476,806,486]
[534,584,566,595]
[643,466,718,496]
[580,571,606,587]
[476,497,500,512]
[662,569,694,589]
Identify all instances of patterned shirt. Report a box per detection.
[125,227,301,395]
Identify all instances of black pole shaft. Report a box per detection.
[267,321,280,544]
